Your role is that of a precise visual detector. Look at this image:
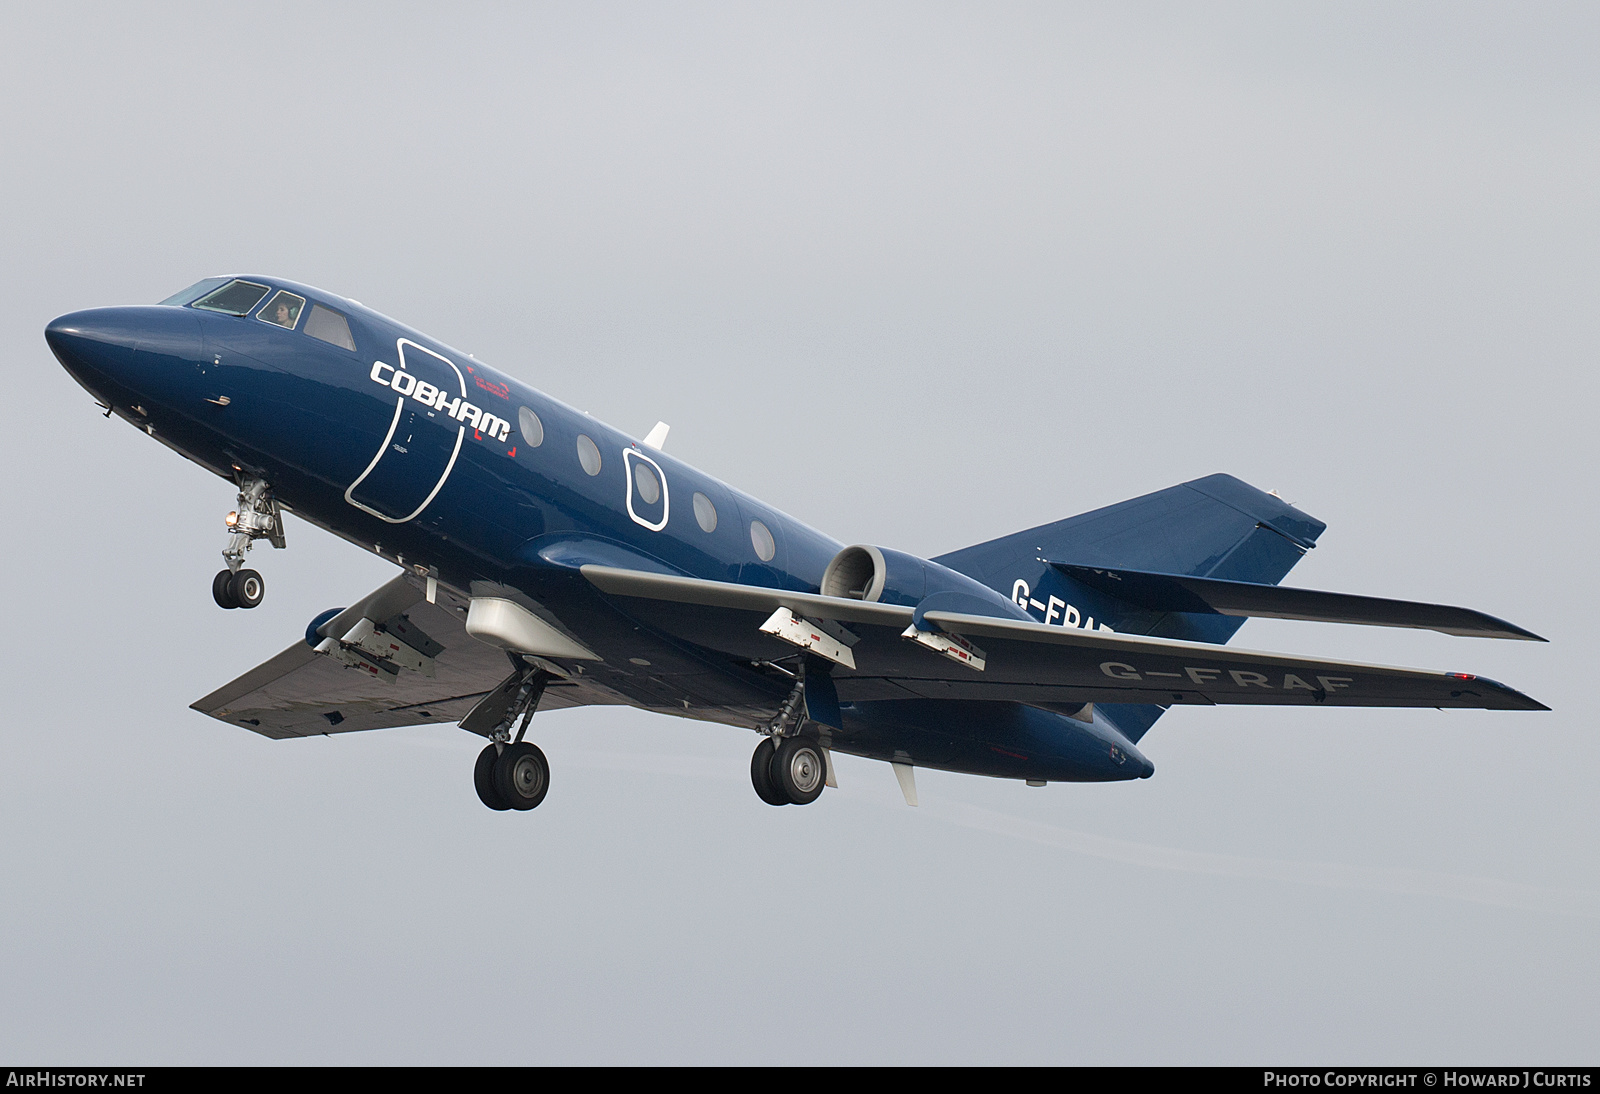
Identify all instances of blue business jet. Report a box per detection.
[45,276,1548,811]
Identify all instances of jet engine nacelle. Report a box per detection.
[819,544,1032,627]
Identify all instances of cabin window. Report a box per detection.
[750,520,775,562]
[304,304,356,351]
[623,450,669,531]
[191,279,271,316]
[518,406,544,447]
[693,492,717,533]
[256,291,305,330]
[633,461,661,504]
[576,434,602,476]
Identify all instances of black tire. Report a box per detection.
[475,744,510,810]
[212,569,239,609]
[773,736,827,805]
[230,568,265,609]
[493,741,550,811]
[750,737,788,806]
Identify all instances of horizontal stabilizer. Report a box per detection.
[1052,564,1544,641]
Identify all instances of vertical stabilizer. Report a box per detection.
[933,474,1325,742]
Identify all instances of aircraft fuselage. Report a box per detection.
[47,276,1155,787]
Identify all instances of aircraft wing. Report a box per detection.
[192,575,620,739]
[581,566,1548,712]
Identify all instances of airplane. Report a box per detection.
[44,275,1548,812]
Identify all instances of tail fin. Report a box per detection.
[933,474,1326,742]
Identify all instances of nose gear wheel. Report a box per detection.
[230,569,264,608]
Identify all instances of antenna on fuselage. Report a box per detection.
[643,422,670,450]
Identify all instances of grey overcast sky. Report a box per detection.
[2,1,1596,1064]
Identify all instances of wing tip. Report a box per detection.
[1463,675,1551,711]
[1472,615,1547,643]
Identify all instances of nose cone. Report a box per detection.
[46,307,140,384]
[46,305,203,407]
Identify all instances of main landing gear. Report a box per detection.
[750,678,829,806]
[212,476,285,610]
[469,662,552,812]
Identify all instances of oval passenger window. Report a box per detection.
[693,492,717,533]
[519,406,544,447]
[634,461,660,504]
[750,520,775,562]
[576,434,602,476]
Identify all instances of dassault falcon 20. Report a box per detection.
[45,276,1548,811]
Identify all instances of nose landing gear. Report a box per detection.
[212,476,285,610]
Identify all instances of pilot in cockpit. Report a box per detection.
[259,292,303,330]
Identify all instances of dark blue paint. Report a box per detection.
[45,276,1330,784]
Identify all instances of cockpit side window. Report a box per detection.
[303,304,356,351]
[191,279,272,316]
[256,290,306,330]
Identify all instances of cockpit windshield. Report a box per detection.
[158,277,358,352]
[158,277,229,307]
[191,279,272,316]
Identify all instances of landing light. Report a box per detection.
[225,511,239,527]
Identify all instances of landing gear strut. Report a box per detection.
[212,476,284,610]
[467,661,552,812]
[750,677,829,806]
